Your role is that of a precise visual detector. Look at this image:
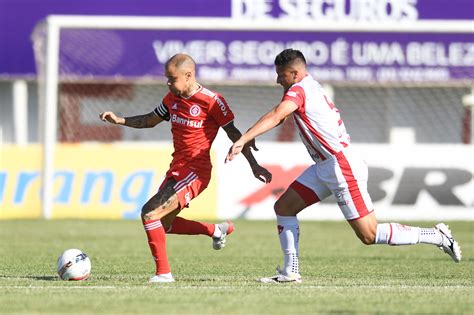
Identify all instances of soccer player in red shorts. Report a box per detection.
[100,53,272,283]
[226,49,462,283]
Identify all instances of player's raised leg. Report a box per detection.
[165,216,234,250]
[161,168,235,250]
[141,180,180,283]
[165,216,213,236]
[349,213,462,262]
[336,150,462,263]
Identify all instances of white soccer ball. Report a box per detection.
[57,248,91,281]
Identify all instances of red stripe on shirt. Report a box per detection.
[284,84,338,156]
[298,110,338,155]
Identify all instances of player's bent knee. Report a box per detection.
[273,200,286,216]
[141,205,157,221]
[141,212,152,222]
[274,199,298,216]
[273,201,280,215]
[357,232,376,245]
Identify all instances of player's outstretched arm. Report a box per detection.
[225,100,298,162]
[222,122,272,183]
[99,111,163,128]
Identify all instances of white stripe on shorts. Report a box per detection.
[173,172,198,192]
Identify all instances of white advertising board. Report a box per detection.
[216,142,473,221]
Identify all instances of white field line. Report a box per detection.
[0,285,472,290]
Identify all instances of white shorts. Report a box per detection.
[289,146,374,220]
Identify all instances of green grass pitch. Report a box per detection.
[0,220,472,314]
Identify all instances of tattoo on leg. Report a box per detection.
[141,180,179,220]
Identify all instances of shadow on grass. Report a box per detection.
[0,275,59,281]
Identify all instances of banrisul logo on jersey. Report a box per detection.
[171,114,203,128]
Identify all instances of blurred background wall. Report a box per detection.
[0,0,472,220]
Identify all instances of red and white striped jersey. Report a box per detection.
[282,75,350,163]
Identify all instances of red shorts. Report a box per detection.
[159,166,210,210]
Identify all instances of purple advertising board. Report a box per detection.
[1,0,473,81]
[59,29,474,82]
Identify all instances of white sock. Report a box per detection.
[276,215,300,275]
[375,223,420,245]
[419,228,443,246]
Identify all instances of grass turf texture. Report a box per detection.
[0,220,472,315]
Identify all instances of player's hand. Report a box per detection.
[225,139,245,163]
[245,128,258,152]
[251,164,272,184]
[248,138,259,152]
[99,111,124,124]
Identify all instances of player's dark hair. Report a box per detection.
[274,49,306,67]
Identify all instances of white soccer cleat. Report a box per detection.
[212,221,234,250]
[259,266,302,284]
[434,223,462,263]
[149,273,175,283]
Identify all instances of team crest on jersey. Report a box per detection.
[189,104,201,117]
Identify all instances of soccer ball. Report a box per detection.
[57,248,91,281]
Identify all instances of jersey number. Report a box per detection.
[324,95,339,112]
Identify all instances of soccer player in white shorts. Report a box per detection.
[226,48,462,283]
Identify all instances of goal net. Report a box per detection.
[32,16,473,219]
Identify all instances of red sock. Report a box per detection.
[143,219,170,275]
[166,216,215,236]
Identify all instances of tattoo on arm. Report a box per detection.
[124,112,155,128]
